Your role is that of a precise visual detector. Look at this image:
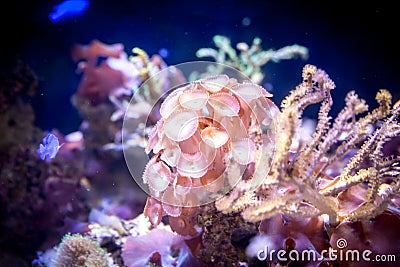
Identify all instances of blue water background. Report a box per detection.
[3,0,399,135]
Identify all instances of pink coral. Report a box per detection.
[71,40,126,104]
[142,74,277,236]
[71,40,145,105]
[71,39,124,65]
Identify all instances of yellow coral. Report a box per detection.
[216,64,400,226]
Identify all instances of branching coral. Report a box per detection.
[215,64,400,228]
[194,35,308,84]
[20,35,397,267]
[139,63,400,266]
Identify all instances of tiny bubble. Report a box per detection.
[242,17,251,26]
[263,82,274,92]
[158,48,169,58]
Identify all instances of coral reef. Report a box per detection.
[141,73,277,227]
[141,63,400,266]
[4,35,399,267]
[0,57,37,113]
[0,58,90,265]
[213,65,400,266]
[138,71,281,267]
[197,204,257,266]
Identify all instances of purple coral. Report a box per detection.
[121,228,200,267]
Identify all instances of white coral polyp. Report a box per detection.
[164,110,199,142]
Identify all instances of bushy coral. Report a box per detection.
[194,35,308,84]
[215,65,400,225]
[211,65,400,266]
[52,233,108,267]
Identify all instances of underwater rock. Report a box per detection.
[0,57,37,112]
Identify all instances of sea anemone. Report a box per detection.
[52,233,108,267]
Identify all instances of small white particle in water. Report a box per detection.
[242,16,251,26]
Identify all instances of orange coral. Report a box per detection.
[71,40,126,104]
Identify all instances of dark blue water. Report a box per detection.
[3,0,399,135]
